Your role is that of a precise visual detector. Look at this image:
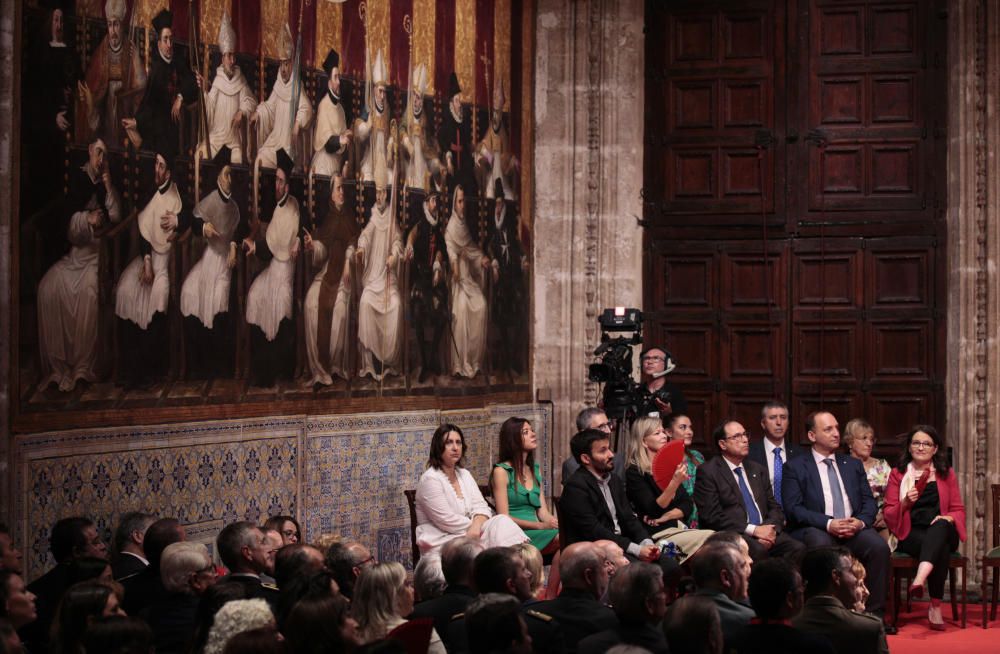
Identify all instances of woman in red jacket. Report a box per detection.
[884,425,966,630]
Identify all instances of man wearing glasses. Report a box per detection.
[693,419,804,563]
[637,346,688,418]
[561,407,621,484]
[781,411,891,624]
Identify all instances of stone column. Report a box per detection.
[533,0,644,481]
[0,0,16,526]
[947,0,1000,582]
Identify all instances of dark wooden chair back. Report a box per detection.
[993,483,1000,547]
[404,489,420,566]
[386,617,433,654]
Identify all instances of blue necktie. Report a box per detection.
[823,458,846,519]
[735,467,763,525]
[773,447,784,508]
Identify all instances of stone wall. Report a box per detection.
[533,0,645,477]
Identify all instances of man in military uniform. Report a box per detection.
[78,0,147,146]
[406,184,449,382]
[792,547,890,653]
[311,49,352,177]
[486,179,527,376]
[534,542,618,651]
[122,9,197,160]
[448,547,566,654]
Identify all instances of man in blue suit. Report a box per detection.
[781,411,890,621]
[747,401,805,509]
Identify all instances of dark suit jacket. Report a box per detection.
[121,566,166,616]
[693,456,785,533]
[22,562,72,652]
[408,584,477,647]
[140,591,199,654]
[219,573,280,607]
[747,438,806,482]
[790,596,888,654]
[578,622,669,654]
[533,588,619,653]
[782,451,878,530]
[448,604,566,654]
[111,553,147,581]
[560,468,650,550]
[734,622,837,654]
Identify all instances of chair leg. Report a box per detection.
[993,567,999,621]
[893,569,901,625]
[906,571,912,612]
[984,561,989,629]
[962,563,967,629]
[950,567,958,621]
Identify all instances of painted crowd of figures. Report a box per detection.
[23,2,528,395]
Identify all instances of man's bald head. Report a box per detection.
[594,540,629,576]
[559,542,609,599]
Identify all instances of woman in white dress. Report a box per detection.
[415,424,528,560]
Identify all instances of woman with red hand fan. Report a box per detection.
[884,425,966,630]
[624,417,714,563]
[664,413,706,527]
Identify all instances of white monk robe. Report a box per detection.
[357,202,403,378]
[180,186,240,328]
[202,65,257,164]
[115,180,182,329]
[310,89,348,176]
[246,194,299,340]
[254,73,313,169]
[444,210,487,377]
[303,240,354,385]
[402,111,436,191]
[37,164,122,391]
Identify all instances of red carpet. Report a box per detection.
[889,601,996,652]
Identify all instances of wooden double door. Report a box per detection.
[642,0,948,455]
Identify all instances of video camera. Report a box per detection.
[588,308,646,421]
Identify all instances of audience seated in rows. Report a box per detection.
[690,541,754,651]
[144,541,217,653]
[353,561,444,653]
[216,521,279,606]
[663,595,722,654]
[325,540,375,600]
[110,512,155,582]
[121,517,186,616]
[408,536,481,641]
[577,562,669,654]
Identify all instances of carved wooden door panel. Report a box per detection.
[643,0,946,453]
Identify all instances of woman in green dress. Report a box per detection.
[491,416,561,598]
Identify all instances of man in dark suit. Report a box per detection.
[121,517,186,616]
[731,557,836,654]
[781,411,890,619]
[791,547,889,654]
[693,419,805,562]
[409,536,482,645]
[215,521,279,606]
[448,547,565,654]
[690,542,755,648]
[577,562,670,654]
[111,511,155,581]
[534,542,619,652]
[23,516,108,652]
[560,430,677,581]
[747,401,805,510]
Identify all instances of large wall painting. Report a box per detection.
[15,0,535,432]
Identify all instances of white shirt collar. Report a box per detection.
[812,448,836,465]
[765,438,785,452]
[722,456,745,473]
[121,551,149,566]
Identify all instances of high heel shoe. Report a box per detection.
[928,606,946,631]
[908,581,925,599]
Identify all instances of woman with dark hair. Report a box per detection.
[82,615,153,654]
[0,570,36,630]
[283,594,360,654]
[884,425,966,630]
[491,418,559,544]
[663,413,705,528]
[263,515,301,546]
[50,580,125,654]
[415,424,528,560]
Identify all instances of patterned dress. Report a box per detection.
[865,457,892,528]
[682,449,706,528]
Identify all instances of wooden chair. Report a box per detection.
[982,483,1000,627]
[404,484,496,567]
[386,616,433,654]
[888,551,967,628]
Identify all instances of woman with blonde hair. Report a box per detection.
[624,416,714,562]
[353,562,445,653]
[843,418,891,538]
[510,542,545,601]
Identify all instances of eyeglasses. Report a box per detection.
[725,432,750,441]
[593,421,613,433]
[911,440,936,450]
[355,554,376,567]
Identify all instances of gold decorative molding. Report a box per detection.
[315,0,343,72]
[412,0,435,94]
[455,0,475,103]
[200,0,231,46]
[495,0,512,111]
[262,0,289,60]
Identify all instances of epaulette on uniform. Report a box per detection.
[524,609,554,622]
[451,612,465,621]
[262,582,279,591]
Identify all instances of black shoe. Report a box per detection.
[883,623,898,635]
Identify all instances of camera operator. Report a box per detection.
[637,346,687,418]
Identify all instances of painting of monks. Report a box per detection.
[14,0,534,431]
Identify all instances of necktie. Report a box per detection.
[823,459,846,518]
[735,467,763,525]
[773,447,784,508]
